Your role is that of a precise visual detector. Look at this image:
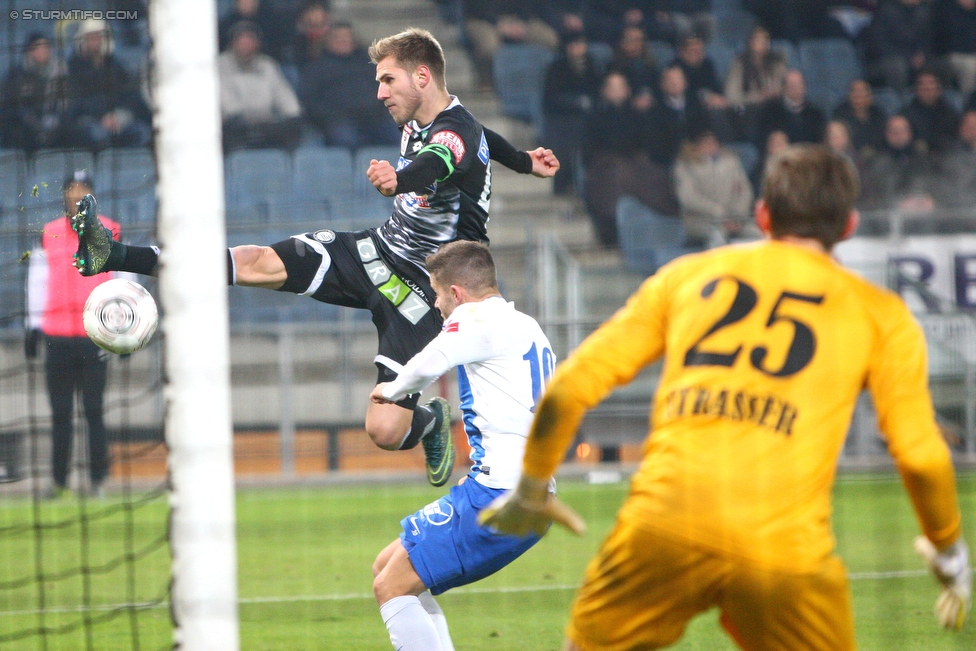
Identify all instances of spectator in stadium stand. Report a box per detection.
[647,64,710,165]
[299,22,400,149]
[219,20,302,151]
[66,19,151,150]
[541,29,601,196]
[932,109,976,208]
[673,127,757,248]
[25,170,119,500]
[859,113,935,212]
[460,0,559,91]
[902,69,961,154]
[753,128,790,190]
[582,70,678,247]
[755,69,826,149]
[864,0,932,91]
[0,33,68,150]
[744,0,851,40]
[610,24,661,112]
[583,1,655,46]
[288,1,332,68]
[932,0,976,99]
[673,33,727,110]
[218,0,293,62]
[832,79,888,156]
[724,25,786,109]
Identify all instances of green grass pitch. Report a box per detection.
[0,473,973,650]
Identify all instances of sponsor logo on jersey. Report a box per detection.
[400,123,412,155]
[312,229,336,244]
[477,131,489,165]
[431,130,466,163]
[396,156,410,171]
[412,141,423,153]
[422,497,454,526]
[444,321,459,333]
[405,193,430,209]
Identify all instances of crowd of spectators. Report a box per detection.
[4,1,976,253]
[491,0,976,247]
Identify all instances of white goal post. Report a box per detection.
[149,0,240,649]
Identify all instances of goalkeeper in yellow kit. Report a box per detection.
[481,145,971,650]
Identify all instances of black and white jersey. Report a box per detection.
[376,96,492,270]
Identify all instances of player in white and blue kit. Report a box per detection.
[369,241,555,651]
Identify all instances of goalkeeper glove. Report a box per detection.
[914,536,972,630]
[478,474,586,537]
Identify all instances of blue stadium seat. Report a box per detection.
[706,39,737,82]
[0,150,29,210]
[770,39,799,68]
[798,38,862,112]
[713,10,756,50]
[352,146,399,225]
[725,141,760,177]
[493,43,555,127]
[225,148,293,208]
[871,87,904,117]
[294,146,354,221]
[616,196,699,276]
[28,149,95,203]
[95,148,157,224]
[649,40,675,68]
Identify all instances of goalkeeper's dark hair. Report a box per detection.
[762,144,860,249]
[369,27,446,90]
[426,241,497,296]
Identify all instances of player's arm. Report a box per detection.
[367,148,451,197]
[482,127,560,178]
[481,275,670,536]
[869,302,970,628]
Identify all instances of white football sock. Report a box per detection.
[419,590,455,651]
[379,595,442,651]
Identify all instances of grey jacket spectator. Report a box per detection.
[219,21,301,150]
[674,130,756,247]
[0,33,68,150]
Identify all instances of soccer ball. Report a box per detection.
[83,279,158,355]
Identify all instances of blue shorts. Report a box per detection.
[400,476,542,596]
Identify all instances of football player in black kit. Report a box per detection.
[71,27,560,487]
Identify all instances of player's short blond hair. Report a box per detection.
[426,241,497,296]
[368,28,446,90]
[762,145,860,249]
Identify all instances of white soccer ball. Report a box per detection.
[83,279,158,355]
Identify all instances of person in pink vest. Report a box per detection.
[25,170,120,499]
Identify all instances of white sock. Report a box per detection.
[379,595,442,651]
[418,590,455,651]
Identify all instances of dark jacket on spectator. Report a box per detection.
[866,1,931,63]
[647,93,709,164]
[859,140,933,210]
[903,96,960,153]
[0,52,68,150]
[756,96,826,147]
[932,0,976,57]
[833,100,887,154]
[66,52,148,133]
[299,46,389,136]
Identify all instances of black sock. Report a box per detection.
[398,403,435,450]
[115,243,159,275]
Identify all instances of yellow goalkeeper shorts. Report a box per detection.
[567,518,855,651]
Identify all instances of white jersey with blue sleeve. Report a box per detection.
[380,295,555,489]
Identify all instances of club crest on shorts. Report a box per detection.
[312,229,336,244]
[422,497,454,526]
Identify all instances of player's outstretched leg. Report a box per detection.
[71,194,120,276]
[422,397,454,487]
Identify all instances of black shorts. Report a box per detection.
[270,228,442,398]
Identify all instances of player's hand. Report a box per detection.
[367,159,398,197]
[915,536,972,630]
[528,148,560,178]
[478,475,586,537]
[369,383,393,404]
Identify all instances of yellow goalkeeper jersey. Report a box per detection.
[524,240,962,572]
